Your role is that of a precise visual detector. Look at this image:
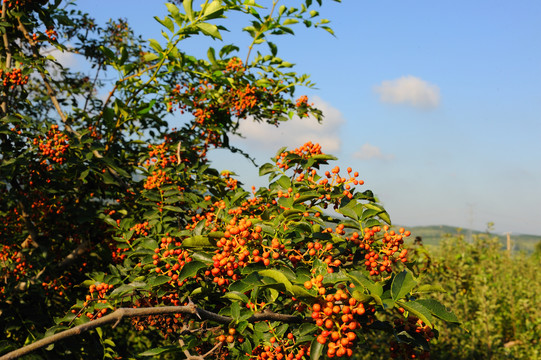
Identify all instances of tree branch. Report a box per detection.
[57,240,91,269]
[1,1,11,114]
[0,305,304,360]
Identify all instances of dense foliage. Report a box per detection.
[0,1,458,359]
[424,234,541,360]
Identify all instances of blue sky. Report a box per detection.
[78,1,541,235]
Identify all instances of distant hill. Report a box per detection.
[401,225,541,253]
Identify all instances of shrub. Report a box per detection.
[0,1,457,359]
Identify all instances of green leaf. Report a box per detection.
[231,302,240,321]
[207,47,217,66]
[391,270,417,301]
[138,346,179,356]
[283,19,299,26]
[109,282,148,297]
[397,300,433,327]
[259,269,293,294]
[182,235,214,247]
[363,203,391,224]
[99,45,115,60]
[291,285,316,299]
[178,261,207,282]
[311,154,337,161]
[148,39,163,53]
[163,205,183,212]
[338,203,358,220]
[224,291,250,303]
[416,299,460,324]
[203,0,223,19]
[166,3,180,19]
[414,284,446,294]
[158,16,175,33]
[347,271,383,297]
[310,338,323,360]
[351,291,377,305]
[268,41,278,56]
[150,275,171,287]
[183,0,194,22]
[276,175,292,190]
[293,192,319,204]
[259,163,277,176]
[196,22,222,40]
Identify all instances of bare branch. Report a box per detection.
[177,141,182,164]
[0,305,304,360]
[57,240,91,269]
[16,19,69,126]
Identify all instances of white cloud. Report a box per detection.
[235,96,344,153]
[353,143,394,161]
[374,75,440,109]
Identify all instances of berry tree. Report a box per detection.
[0,1,458,359]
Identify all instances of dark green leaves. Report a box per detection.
[416,299,460,324]
[310,338,324,360]
[391,270,417,301]
[178,261,207,283]
[138,346,180,357]
[397,300,434,328]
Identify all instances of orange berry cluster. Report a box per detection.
[24,192,65,220]
[349,225,410,276]
[295,95,308,107]
[225,57,245,73]
[45,28,57,41]
[167,57,270,128]
[221,171,238,190]
[389,340,430,360]
[109,241,128,263]
[275,141,323,171]
[389,314,434,359]
[130,221,149,236]
[1,0,46,10]
[151,235,193,287]
[169,79,268,123]
[131,313,184,336]
[230,83,261,117]
[250,335,309,360]
[294,95,314,117]
[311,289,375,358]
[216,327,244,344]
[108,221,149,262]
[0,245,31,287]
[205,218,265,287]
[33,125,69,166]
[318,167,363,202]
[106,19,130,45]
[144,169,170,190]
[0,68,29,90]
[83,282,113,319]
[42,275,72,297]
[291,241,334,270]
[143,141,177,168]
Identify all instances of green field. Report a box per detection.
[401,225,541,253]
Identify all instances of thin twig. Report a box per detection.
[244,0,278,66]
